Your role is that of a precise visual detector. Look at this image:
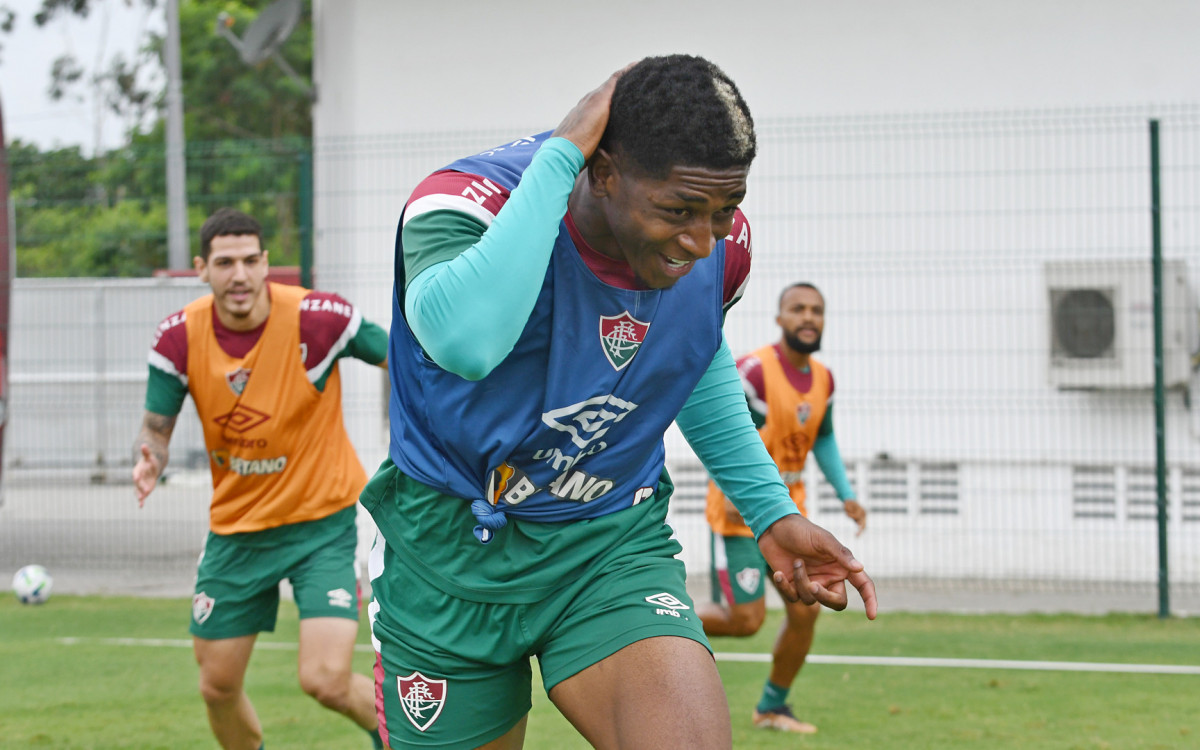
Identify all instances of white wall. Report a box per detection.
[310,2,1200,470]
[313,0,1200,140]
[308,1,1200,587]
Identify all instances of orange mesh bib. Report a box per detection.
[184,283,367,534]
[705,346,830,537]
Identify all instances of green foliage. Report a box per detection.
[25,0,312,142]
[177,0,313,141]
[5,0,313,278]
[15,200,170,277]
[9,137,308,277]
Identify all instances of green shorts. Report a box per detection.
[364,470,709,749]
[190,505,360,639]
[710,532,769,606]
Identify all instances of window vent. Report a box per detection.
[1182,468,1200,523]
[815,472,857,515]
[1126,467,1163,521]
[669,463,709,515]
[867,461,909,514]
[918,462,959,515]
[1072,466,1117,519]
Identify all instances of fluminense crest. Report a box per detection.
[598,311,650,371]
[397,672,446,731]
[225,367,251,396]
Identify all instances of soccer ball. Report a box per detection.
[12,564,53,605]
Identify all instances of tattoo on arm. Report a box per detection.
[136,412,177,472]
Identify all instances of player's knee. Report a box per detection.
[784,601,821,631]
[299,665,352,711]
[728,605,766,636]
[197,673,241,706]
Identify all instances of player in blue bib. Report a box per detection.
[363,55,878,750]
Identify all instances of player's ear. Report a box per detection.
[193,255,208,283]
[588,149,617,198]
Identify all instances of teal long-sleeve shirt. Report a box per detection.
[400,137,797,538]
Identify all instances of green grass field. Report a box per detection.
[2,595,1197,749]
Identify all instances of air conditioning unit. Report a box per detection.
[1045,259,1196,389]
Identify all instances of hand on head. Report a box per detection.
[551,62,636,160]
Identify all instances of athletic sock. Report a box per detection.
[367,727,384,749]
[756,679,790,712]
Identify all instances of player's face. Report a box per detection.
[195,235,270,330]
[778,286,825,354]
[600,160,748,289]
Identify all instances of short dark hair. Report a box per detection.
[199,208,262,258]
[600,54,756,179]
[779,282,823,310]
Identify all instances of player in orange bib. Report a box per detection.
[700,282,867,735]
[132,208,387,750]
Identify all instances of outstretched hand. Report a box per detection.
[132,443,160,507]
[843,499,867,536]
[551,62,634,160]
[758,514,878,619]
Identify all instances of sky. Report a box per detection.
[0,0,158,153]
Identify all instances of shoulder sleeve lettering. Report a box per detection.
[403,170,512,231]
[300,291,360,383]
[723,209,753,310]
[145,309,189,415]
[736,353,767,421]
[402,170,516,286]
[149,310,188,386]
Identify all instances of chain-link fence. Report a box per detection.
[2,137,314,595]
[3,107,1199,612]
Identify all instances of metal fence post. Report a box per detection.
[1149,119,1170,619]
[93,286,107,481]
[299,148,314,289]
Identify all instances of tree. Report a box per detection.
[7,139,179,276]
[26,0,312,143]
[4,0,313,276]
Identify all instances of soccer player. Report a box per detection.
[364,55,878,749]
[699,282,867,735]
[132,208,387,750]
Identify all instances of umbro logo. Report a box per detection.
[327,588,354,608]
[646,592,691,618]
[542,395,638,450]
[213,404,270,433]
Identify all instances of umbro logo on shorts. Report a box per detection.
[645,592,690,619]
[327,588,354,608]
